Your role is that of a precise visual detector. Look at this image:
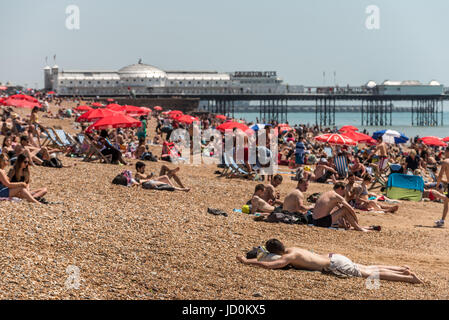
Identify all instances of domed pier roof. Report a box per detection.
[118,61,166,78]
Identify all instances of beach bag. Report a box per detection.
[112,170,133,187]
[307,193,321,204]
[112,174,128,186]
[141,152,157,162]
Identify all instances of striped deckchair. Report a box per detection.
[333,155,349,179]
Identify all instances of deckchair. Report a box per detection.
[54,129,74,148]
[333,155,349,179]
[79,134,112,163]
[227,155,255,179]
[39,125,65,149]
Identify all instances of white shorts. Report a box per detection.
[324,254,362,278]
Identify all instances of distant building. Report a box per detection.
[371,80,444,95]
[44,60,304,96]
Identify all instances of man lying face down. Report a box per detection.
[237,239,422,284]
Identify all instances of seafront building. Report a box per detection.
[44,60,303,97]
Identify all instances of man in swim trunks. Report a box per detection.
[261,174,283,206]
[237,239,423,284]
[372,136,389,174]
[312,182,372,232]
[435,147,449,227]
[283,178,313,215]
[135,161,190,192]
[251,184,275,215]
[310,158,338,184]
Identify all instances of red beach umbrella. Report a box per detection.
[420,137,448,147]
[216,115,227,120]
[339,125,359,132]
[315,133,357,146]
[176,114,200,125]
[76,108,119,122]
[75,105,93,112]
[87,113,142,131]
[217,121,250,132]
[340,130,376,144]
[91,102,104,108]
[443,137,449,142]
[154,106,163,111]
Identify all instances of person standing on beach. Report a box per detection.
[371,136,389,174]
[435,147,449,227]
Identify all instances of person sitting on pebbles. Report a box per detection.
[237,239,423,284]
[134,161,190,192]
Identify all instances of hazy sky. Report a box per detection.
[1,0,449,88]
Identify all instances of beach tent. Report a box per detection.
[373,130,409,144]
[386,173,424,202]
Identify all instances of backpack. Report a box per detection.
[112,170,133,186]
[307,193,321,203]
[112,174,128,186]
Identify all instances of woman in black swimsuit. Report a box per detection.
[0,154,39,203]
[8,154,47,200]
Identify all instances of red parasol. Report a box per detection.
[75,105,93,112]
[154,106,163,111]
[340,130,376,144]
[87,113,142,132]
[76,108,119,122]
[315,133,357,146]
[217,121,250,132]
[91,102,104,108]
[419,136,448,147]
[2,97,41,109]
[339,125,359,132]
[216,115,227,120]
[176,114,200,125]
[443,137,449,142]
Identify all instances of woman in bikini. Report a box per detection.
[8,154,48,201]
[0,154,40,204]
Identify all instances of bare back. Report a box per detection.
[313,191,340,220]
[283,247,331,271]
[283,189,304,213]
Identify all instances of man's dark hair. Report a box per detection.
[20,135,29,143]
[255,184,265,193]
[273,174,283,182]
[136,161,146,171]
[333,182,345,190]
[297,178,307,185]
[266,239,285,255]
[348,172,355,178]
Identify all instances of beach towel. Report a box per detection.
[386,173,424,202]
